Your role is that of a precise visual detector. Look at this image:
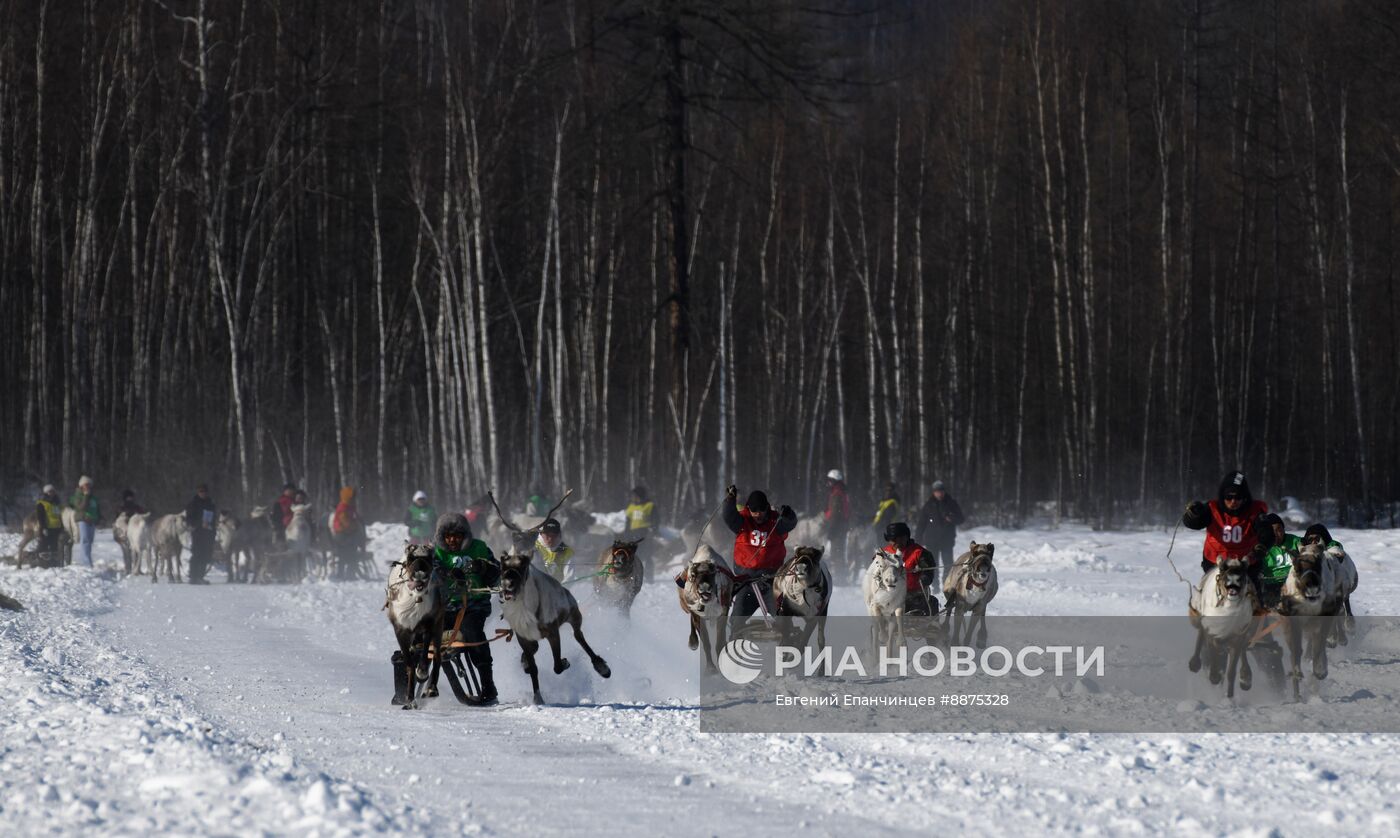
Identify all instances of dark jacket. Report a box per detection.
[185,494,217,539]
[915,494,965,545]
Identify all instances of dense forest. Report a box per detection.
[3,0,1399,526]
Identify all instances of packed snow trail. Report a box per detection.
[98,579,897,835]
[3,524,1400,835]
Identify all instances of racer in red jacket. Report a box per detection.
[1183,470,1271,592]
[722,485,797,636]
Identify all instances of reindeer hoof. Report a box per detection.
[424,686,439,698]
[532,693,546,706]
[415,665,430,680]
[594,659,611,679]
[1188,656,1202,673]
[554,658,571,675]
[1209,671,1223,685]
[1239,674,1252,691]
[688,637,699,651]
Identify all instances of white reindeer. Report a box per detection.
[1188,557,1258,699]
[284,503,314,582]
[126,512,155,577]
[863,551,906,655]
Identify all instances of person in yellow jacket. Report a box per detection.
[871,482,899,545]
[35,484,65,556]
[624,486,655,540]
[534,518,575,582]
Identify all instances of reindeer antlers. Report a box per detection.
[487,488,575,536]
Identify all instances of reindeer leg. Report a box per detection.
[696,617,718,674]
[1312,620,1329,681]
[547,630,571,674]
[1237,634,1253,692]
[519,639,544,705]
[1225,638,1241,699]
[569,608,611,678]
[1287,618,1304,702]
[974,604,989,649]
[1188,626,1205,673]
[688,618,700,651]
[714,614,728,660]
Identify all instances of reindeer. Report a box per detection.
[675,545,734,672]
[213,512,240,581]
[1318,542,1359,645]
[773,546,832,650]
[943,541,999,647]
[1188,557,1258,699]
[593,539,645,617]
[385,543,445,708]
[113,512,134,574]
[1278,543,1344,701]
[13,512,39,567]
[151,514,191,583]
[126,512,155,577]
[863,551,906,655]
[237,506,279,582]
[284,503,314,581]
[491,492,611,705]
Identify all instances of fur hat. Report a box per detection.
[435,512,473,548]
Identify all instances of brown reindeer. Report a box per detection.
[773,546,832,649]
[943,541,999,647]
[675,545,734,672]
[593,539,645,617]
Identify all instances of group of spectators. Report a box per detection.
[24,478,366,582]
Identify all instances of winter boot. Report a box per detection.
[464,661,498,707]
[391,651,410,706]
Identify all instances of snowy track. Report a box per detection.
[4,525,1400,835]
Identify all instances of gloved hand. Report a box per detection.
[1185,500,1207,521]
[725,484,738,500]
[450,567,467,584]
[779,505,794,519]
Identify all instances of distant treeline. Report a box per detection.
[2,0,1398,525]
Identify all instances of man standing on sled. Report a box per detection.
[429,512,500,706]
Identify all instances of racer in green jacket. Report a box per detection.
[1256,513,1299,610]
[432,512,499,705]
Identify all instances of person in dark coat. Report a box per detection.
[185,484,217,584]
[915,480,965,584]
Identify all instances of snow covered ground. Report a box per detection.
[3,523,1400,835]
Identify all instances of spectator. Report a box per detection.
[915,480,965,585]
[405,490,437,543]
[185,484,217,584]
[69,476,101,567]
